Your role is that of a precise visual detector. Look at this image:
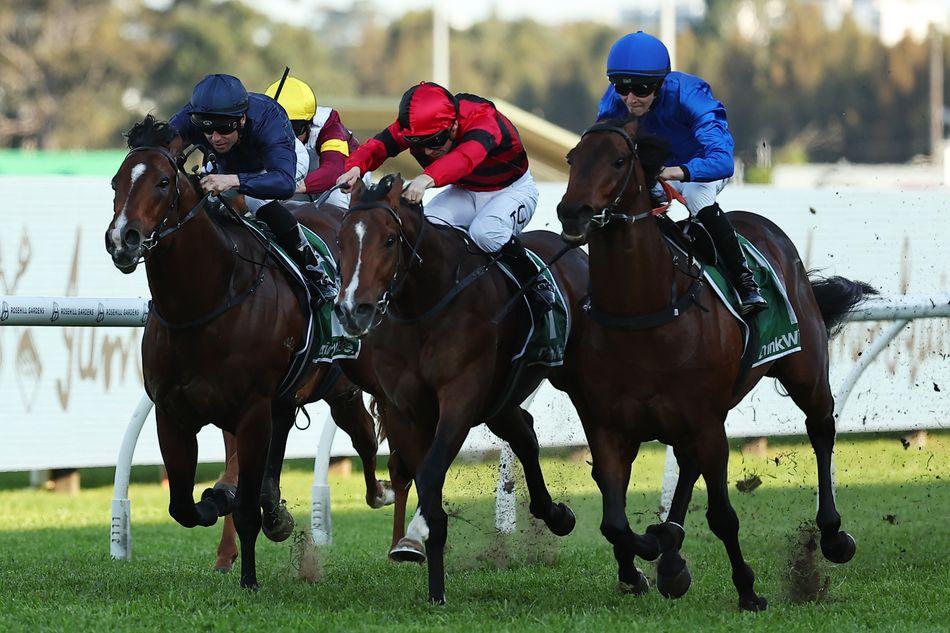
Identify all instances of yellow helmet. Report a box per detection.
[265,76,316,121]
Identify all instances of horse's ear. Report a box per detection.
[168,135,186,158]
[387,173,404,207]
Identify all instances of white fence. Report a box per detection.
[1,176,948,557]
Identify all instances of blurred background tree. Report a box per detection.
[0,0,944,164]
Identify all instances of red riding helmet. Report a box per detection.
[397,82,459,138]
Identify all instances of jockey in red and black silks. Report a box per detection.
[337,81,555,314]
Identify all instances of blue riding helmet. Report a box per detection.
[606,31,671,79]
[189,74,249,117]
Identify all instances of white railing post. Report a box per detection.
[659,444,679,521]
[110,392,154,560]
[311,410,337,546]
[495,443,517,534]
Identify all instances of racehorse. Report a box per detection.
[333,175,589,604]
[105,115,392,589]
[555,116,875,610]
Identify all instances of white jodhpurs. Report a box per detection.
[423,170,539,252]
[652,177,729,216]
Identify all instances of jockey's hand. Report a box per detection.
[402,174,434,204]
[200,173,240,196]
[295,180,308,194]
[336,167,362,191]
[658,166,686,182]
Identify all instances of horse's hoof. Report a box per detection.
[656,559,692,599]
[261,503,295,543]
[428,594,446,606]
[241,578,260,591]
[821,531,856,564]
[213,553,238,573]
[546,502,576,537]
[389,538,426,564]
[646,521,686,554]
[617,571,650,596]
[739,594,768,612]
[368,480,396,509]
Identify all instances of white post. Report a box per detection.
[660,0,677,70]
[311,410,337,546]
[834,319,910,420]
[432,1,450,88]
[110,393,154,560]
[659,444,679,521]
[495,443,517,534]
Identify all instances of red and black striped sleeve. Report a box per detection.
[422,110,502,187]
[344,120,408,175]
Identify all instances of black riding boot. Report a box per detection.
[257,201,338,305]
[696,203,768,316]
[498,237,556,317]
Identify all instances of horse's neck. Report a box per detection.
[589,211,675,316]
[145,188,235,321]
[391,209,466,315]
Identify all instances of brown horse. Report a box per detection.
[555,117,875,610]
[105,116,390,589]
[333,175,589,604]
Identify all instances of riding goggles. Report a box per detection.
[190,114,241,135]
[404,127,453,149]
[612,78,661,98]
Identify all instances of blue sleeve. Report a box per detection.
[237,116,297,200]
[678,82,734,182]
[596,85,627,121]
[168,106,203,147]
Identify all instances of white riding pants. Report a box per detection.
[652,177,729,216]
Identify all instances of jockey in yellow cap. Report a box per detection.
[265,77,358,208]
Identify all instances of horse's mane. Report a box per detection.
[125,114,175,150]
[357,173,425,215]
[600,115,670,186]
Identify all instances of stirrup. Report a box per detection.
[738,289,768,316]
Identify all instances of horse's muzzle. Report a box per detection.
[105,227,143,274]
[334,302,377,338]
[556,201,592,246]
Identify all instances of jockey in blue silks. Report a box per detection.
[169,73,336,304]
[597,32,767,315]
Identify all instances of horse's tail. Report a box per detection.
[808,272,878,338]
[369,396,388,444]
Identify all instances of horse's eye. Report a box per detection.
[158,177,170,189]
[385,235,397,248]
[613,157,626,169]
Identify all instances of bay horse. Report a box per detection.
[105,116,392,589]
[555,116,875,610]
[333,175,588,604]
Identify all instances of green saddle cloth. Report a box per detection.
[498,249,570,368]
[703,236,801,367]
[243,216,360,363]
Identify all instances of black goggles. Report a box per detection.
[404,127,452,149]
[190,114,241,135]
[612,79,661,98]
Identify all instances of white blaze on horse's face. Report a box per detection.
[341,221,366,311]
[111,162,147,250]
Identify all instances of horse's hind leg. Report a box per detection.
[695,424,767,612]
[485,407,575,537]
[214,431,240,572]
[772,353,856,564]
[326,386,394,509]
[259,401,296,543]
[156,409,225,528]
[649,445,698,599]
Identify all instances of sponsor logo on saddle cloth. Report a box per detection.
[497,250,570,368]
[700,236,802,367]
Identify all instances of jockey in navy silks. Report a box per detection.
[169,73,336,304]
[597,32,767,315]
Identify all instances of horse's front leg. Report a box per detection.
[647,444,696,599]
[157,407,231,529]
[259,401,296,543]
[214,430,240,572]
[232,398,273,590]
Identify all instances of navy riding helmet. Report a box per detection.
[606,31,671,79]
[189,74,249,117]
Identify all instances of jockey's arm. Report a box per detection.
[680,82,735,183]
[303,114,350,193]
[422,113,499,187]
[344,121,407,177]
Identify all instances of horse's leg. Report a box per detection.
[587,426,656,595]
[773,355,856,564]
[650,445,699,598]
[407,406,472,604]
[214,430,240,572]
[484,407,575,536]
[326,387,393,509]
[259,401,296,543]
[695,424,767,612]
[387,450,417,560]
[156,409,228,529]
[232,399,273,590]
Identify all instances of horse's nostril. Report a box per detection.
[355,303,375,320]
[124,228,142,249]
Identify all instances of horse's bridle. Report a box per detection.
[579,122,655,227]
[345,200,426,317]
[122,146,208,255]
